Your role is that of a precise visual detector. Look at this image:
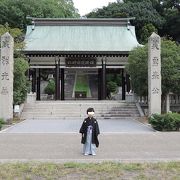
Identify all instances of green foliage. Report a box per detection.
[0,23,24,57]
[75,75,89,96]
[155,0,180,42]
[126,45,148,96]
[0,118,5,130]
[140,23,158,44]
[0,162,180,179]
[149,113,180,131]
[126,39,180,97]
[106,74,121,94]
[87,0,165,43]
[0,118,5,124]
[87,0,180,43]
[107,81,118,93]
[107,74,122,86]
[13,58,29,105]
[44,79,55,95]
[0,0,79,29]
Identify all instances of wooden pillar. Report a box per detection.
[126,74,131,93]
[102,60,106,100]
[27,59,30,81]
[122,69,126,100]
[32,68,36,93]
[98,69,101,100]
[36,68,41,101]
[55,60,60,100]
[61,68,64,100]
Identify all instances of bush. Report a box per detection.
[107,74,122,86]
[0,118,5,124]
[14,58,29,105]
[0,118,5,130]
[44,79,55,95]
[173,113,180,131]
[107,81,118,93]
[149,113,180,131]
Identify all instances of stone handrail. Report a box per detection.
[133,94,180,105]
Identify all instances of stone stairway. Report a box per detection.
[64,73,75,99]
[21,101,140,120]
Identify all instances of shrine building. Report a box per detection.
[23,18,141,101]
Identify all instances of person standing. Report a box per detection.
[79,108,100,156]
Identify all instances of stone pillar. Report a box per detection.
[148,32,161,116]
[0,32,14,121]
[60,68,64,100]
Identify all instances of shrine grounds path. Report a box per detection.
[0,118,180,163]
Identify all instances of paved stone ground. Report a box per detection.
[0,118,179,163]
[1,118,154,133]
[0,132,180,162]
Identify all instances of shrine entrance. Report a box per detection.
[28,65,127,101]
[24,17,141,101]
[64,68,98,100]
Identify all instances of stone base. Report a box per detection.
[27,92,36,103]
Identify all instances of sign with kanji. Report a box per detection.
[0,32,14,121]
[65,58,96,67]
[148,32,161,116]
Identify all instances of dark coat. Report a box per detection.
[79,117,100,148]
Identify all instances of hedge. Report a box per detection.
[0,118,5,130]
[149,113,180,131]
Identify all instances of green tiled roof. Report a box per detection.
[24,19,140,53]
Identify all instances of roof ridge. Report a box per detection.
[27,17,135,26]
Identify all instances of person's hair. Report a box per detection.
[87,107,95,114]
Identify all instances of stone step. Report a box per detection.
[21,114,140,119]
[21,114,140,118]
[21,101,140,119]
[22,109,139,112]
[23,103,136,106]
[23,105,137,109]
[21,116,136,120]
[22,107,138,111]
[21,112,139,116]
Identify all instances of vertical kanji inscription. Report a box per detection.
[148,32,161,116]
[0,32,14,121]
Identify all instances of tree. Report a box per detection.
[140,23,158,44]
[87,0,180,43]
[0,23,24,56]
[13,58,29,105]
[44,79,55,95]
[0,0,79,29]
[126,39,180,99]
[159,0,180,42]
[160,0,180,11]
[87,0,165,43]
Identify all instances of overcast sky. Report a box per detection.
[73,0,117,16]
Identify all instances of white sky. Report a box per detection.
[73,0,117,16]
